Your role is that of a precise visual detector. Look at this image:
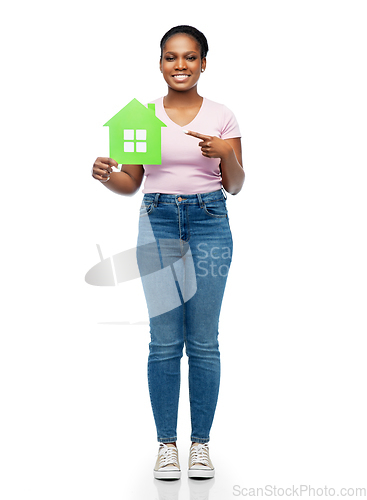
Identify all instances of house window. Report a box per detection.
[123,129,147,153]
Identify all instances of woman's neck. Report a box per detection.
[164,86,203,109]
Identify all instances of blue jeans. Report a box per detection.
[136,190,233,444]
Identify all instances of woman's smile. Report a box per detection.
[171,74,191,82]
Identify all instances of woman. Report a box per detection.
[92,25,244,480]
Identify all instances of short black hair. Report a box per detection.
[160,25,209,60]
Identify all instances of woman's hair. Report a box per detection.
[160,25,209,60]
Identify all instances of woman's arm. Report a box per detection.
[92,158,144,196]
[184,132,245,195]
[219,137,244,195]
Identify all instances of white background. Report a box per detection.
[1,1,366,499]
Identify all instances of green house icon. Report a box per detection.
[103,98,167,165]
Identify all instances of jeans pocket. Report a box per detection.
[139,202,154,217]
[203,199,228,218]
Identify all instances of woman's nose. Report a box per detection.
[175,58,187,70]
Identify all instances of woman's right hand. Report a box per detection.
[92,157,118,182]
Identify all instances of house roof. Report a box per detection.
[103,98,167,129]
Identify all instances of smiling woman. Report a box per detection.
[160,31,206,95]
[91,24,245,481]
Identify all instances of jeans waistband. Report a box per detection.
[143,189,227,207]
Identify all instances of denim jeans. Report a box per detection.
[136,190,233,444]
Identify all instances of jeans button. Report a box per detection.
[178,197,183,202]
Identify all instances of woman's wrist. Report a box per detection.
[99,175,110,183]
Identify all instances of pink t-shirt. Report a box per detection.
[142,97,241,194]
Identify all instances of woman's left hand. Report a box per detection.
[184,130,233,160]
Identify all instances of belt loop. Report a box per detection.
[221,187,227,200]
[197,193,204,208]
[153,193,160,207]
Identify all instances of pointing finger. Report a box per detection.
[184,130,211,141]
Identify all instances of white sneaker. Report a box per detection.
[154,443,181,480]
[188,443,215,478]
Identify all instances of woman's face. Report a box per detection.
[160,34,206,92]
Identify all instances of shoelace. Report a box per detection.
[157,443,179,468]
[190,443,210,467]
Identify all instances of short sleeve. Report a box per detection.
[220,105,241,139]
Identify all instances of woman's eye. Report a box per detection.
[165,57,174,61]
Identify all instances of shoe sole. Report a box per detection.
[188,468,215,479]
[154,470,181,480]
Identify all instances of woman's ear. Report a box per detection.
[201,57,207,73]
[159,59,162,73]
